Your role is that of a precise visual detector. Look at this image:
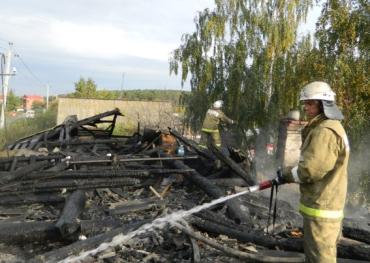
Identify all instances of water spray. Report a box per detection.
[58,178,279,263]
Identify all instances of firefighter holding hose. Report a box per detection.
[277,81,350,263]
[199,100,236,148]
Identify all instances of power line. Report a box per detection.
[14,52,46,86]
[13,66,43,90]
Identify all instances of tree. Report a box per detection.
[314,0,369,147]
[170,0,313,131]
[6,90,22,111]
[73,77,97,98]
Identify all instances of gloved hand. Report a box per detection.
[272,167,286,185]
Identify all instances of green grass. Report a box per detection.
[0,103,57,150]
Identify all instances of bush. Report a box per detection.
[0,103,57,150]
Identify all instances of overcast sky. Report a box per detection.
[0,0,320,96]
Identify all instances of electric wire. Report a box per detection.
[14,52,46,86]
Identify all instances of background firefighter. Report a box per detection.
[279,81,350,263]
[199,100,236,149]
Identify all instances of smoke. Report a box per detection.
[346,133,370,216]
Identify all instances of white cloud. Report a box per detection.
[50,21,176,61]
[0,0,214,94]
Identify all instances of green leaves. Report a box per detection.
[170,0,312,130]
[73,77,98,99]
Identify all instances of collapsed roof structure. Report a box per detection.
[0,109,368,262]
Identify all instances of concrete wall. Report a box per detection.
[276,119,308,168]
[57,98,176,130]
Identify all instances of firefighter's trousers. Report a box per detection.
[303,216,342,263]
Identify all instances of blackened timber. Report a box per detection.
[46,138,129,146]
[109,197,168,215]
[192,218,370,261]
[30,220,148,263]
[342,218,370,244]
[210,178,249,187]
[169,129,214,160]
[2,177,142,193]
[175,222,305,262]
[0,221,61,244]
[0,160,50,185]
[337,238,370,261]
[80,218,122,236]
[26,169,152,180]
[67,155,199,165]
[6,108,123,150]
[168,159,250,224]
[0,218,126,246]
[56,190,86,239]
[0,193,65,206]
[25,168,193,180]
[0,154,64,165]
[208,143,255,185]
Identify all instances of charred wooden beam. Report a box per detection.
[67,155,200,165]
[80,218,122,236]
[209,177,249,187]
[25,169,152,180]
[0,154,64,165]
[175,222,305,262]
[0,160,51,185]
[0,221,60,244]
[342,218,370,244]
[0,218,124,246]
[167,158,250,224]
[24,168,193,181]
[109,197,168,215]
[0,193,65,206]
[192,218,370,261]
[46,138,129,146]
[30,220,149,263]
[169,129,214,160]
[208,143,255,185]
[1,177,142,193]
[6,109,123,150]
[56,190,87,239]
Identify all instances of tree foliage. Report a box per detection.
[170,0,313,130]
[72,77,98,98]
[6,90,22,111]
[69,76,184,105]
[170,0,369,148]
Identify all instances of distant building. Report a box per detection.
[23,95,44,110]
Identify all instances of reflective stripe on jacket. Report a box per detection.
[299,203,343,219]
[295,114,349,220]
[201,109,233,133]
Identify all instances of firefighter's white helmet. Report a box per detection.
[300,81,344,120]
[213,100,223,109]
[300,81,335,102]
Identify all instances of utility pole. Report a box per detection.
[0,43,14,129]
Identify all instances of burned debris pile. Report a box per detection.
[0,109,369,263]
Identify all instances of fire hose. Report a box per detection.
[244,169,285,234]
